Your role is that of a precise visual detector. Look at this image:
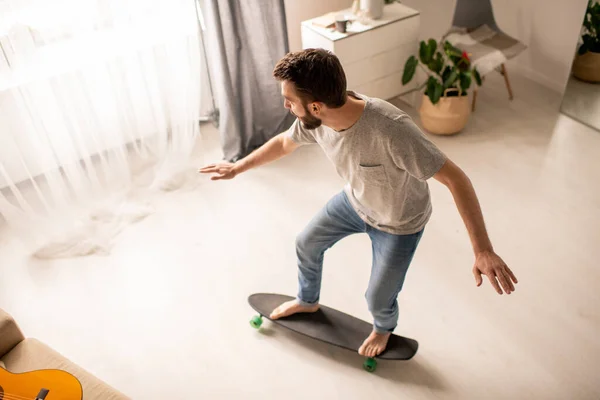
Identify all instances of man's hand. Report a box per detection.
[198,162,238,180]
[473,250,518,295]
[433,159,519,295]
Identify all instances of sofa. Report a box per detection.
[0,308,129,399]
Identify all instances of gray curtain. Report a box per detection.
[204,0,295,162]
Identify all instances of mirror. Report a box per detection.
[560,0,600,131]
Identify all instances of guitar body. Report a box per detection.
[0,367,82,399]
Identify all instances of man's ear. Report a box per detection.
[310,102,321,115]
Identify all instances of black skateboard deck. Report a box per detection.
[248,293,418,372]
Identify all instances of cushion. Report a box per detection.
[0,308,25,358]
[445,24,527,75]
[1,338,130,399]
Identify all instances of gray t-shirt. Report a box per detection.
[287,92,447,235]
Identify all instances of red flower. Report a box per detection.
[462,51,470,61]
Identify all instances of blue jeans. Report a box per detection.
[295,191,424,334]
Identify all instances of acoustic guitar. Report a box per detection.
[0,367,82,400]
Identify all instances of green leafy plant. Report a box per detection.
[402,39,482,105]
[578,0,600,54]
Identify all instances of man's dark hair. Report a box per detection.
[273,48,347,108]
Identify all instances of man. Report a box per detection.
[199,48,517,358]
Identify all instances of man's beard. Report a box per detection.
[292,103,322,130]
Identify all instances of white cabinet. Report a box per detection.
[300,3,420,105]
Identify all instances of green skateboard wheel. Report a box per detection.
[250,315,263,329]
[363,357,377,372]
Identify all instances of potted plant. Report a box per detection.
[573,0,600,83]
[402,39,482,135]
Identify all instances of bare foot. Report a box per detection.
[358,330,391,357]
[269,299,319,320]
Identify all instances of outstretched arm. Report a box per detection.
[199,131,300,180]
[432,158,518,295]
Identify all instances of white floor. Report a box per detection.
[1,72,600,399]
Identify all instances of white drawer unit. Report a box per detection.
[300,3,420,105]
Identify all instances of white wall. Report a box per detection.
[285,0,589,95]
[284,0,354,52]
[495,0,587,94]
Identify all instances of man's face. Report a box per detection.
[281,81,322,130]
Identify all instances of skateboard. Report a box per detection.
[248,293,418,373]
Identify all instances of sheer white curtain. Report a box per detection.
[0,0,207,257]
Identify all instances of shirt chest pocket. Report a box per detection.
[356,164,391,188]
